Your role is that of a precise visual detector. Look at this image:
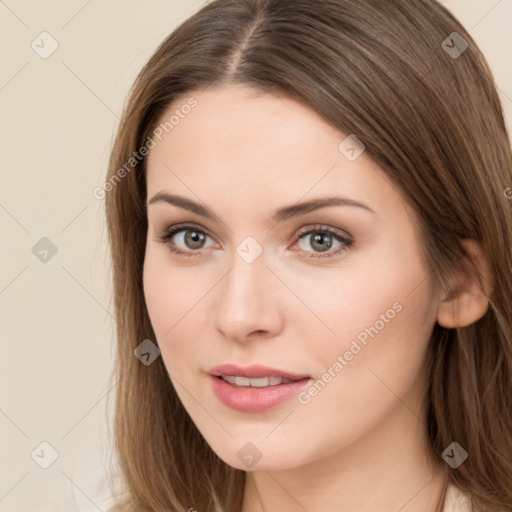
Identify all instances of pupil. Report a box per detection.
[186,231,204,248]
[312,233,332,252]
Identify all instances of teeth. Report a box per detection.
[221,375,294,387]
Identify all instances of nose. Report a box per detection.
[214,246,284,343]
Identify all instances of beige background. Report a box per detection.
[0,1,511,510]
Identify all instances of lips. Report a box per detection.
[209,375,311,413]
[208,363,310,381]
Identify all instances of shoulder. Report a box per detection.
[443,483,473,512]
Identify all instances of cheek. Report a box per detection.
[142,247,213,370]
[298,238,436,433]
[289,233,433,361]
[143,252,175,337]
[143,246,194,332]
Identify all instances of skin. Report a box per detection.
[143,84,491,511]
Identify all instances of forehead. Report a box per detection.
[145,84,405,220]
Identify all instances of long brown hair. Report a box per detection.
[103,1,512,510]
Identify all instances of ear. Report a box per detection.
[436,239,494,329]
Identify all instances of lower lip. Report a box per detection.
[209,375,312,413]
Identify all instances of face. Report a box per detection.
[143,84,440,471]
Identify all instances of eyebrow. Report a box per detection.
[146,191,377,223]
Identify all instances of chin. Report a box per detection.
[205,436,313,472]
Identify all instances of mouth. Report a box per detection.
[216,375,299,387]
[208,363,311,382]
[207,364,312,412]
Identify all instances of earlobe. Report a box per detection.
[436,239,494,329]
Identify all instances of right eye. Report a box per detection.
[156,223,216,257]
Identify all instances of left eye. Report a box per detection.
[156,223,353,259]
[293,225,353,259]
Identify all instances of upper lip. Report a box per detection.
[208,364,310,381]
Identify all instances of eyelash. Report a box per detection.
[156,222,354,260]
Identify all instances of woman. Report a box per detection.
[103,1,512,510]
